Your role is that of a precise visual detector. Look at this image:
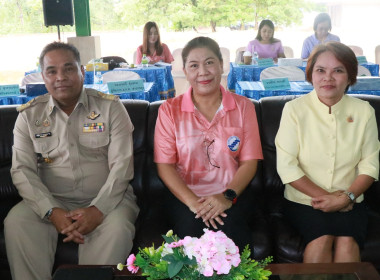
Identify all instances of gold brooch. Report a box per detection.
[87,111,100,120]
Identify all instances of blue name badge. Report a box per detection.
[357,56,368,65]
[262,77,291,90]
[107,79,145,94]
[258,58,275,67]
[0,84,20,96]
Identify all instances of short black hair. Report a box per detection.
[39,41,81,70]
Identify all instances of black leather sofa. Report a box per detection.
[1,95,380,279]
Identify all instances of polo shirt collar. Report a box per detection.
[310,89,346,114]
[181,86,236,112]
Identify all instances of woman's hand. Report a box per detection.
[194,194,232,229]
[311,192,352,212]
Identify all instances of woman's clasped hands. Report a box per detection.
[311,190,353,213]
[193,194,232,229]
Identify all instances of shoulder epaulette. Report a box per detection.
[17,94,50,112]
[86,88,119,101]
[98,91,119,101]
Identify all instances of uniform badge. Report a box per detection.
[347,116,354,123]
[37,153,54,163]
[35,132,52,138]
[35,120,41,127]
[227,136,240,152]
[83,122,105,133]
[43,119,50,127]
[87,111,100,120]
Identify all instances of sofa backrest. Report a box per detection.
[121,100,150,208]
[259,95,298,215]
[349,95,380,213]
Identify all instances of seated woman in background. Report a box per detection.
[246,19,285,62]
[301,13,340,59]
[276,41,379,263]
[154,36,263,250]
[136,21,174,64]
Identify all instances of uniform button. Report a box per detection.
[70,143,74,147]
[328,170,333,174]
[330,152,335,157]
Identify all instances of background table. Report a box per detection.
[228,62,380,92]
[0,82,158,105]
[84,64,175,99]
[236,81,380,100]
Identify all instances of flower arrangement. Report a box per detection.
[117,229,272,280]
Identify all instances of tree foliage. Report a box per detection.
[0,0,323,35]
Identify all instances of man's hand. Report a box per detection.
[49,208,84,244]
[61,206,104,242]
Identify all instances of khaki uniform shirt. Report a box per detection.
[11,88,136,218]
[275,90,379,206]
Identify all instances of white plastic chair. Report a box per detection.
[171,47,189,96]
[283,46,294,58]
[235,46,246,64]
[375,45,380,65]
[348,45,364,56]
[20,72,44,87]
[260,66,306,81]
[358,65,371,77]
[102,71,141,84]
[220,47,230,89]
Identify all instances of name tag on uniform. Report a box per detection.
[35,132,52,138]
[83,123,105,133]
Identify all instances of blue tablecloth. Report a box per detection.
[0,82,158,105]
[84,65,175,99]
[228,62,380,92]
[236,81,380,100]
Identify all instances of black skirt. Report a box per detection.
[283,199,369,248]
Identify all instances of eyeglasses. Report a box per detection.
[205,139,220,169]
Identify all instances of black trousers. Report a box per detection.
[163,191,257,251]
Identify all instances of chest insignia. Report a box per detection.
[87,111,101,120]
[227,136,240,152]
[35,132,52,138]
[42,119,50,127]
[347,116,354,123]
[83,122,105,133]
[35,120,41,127]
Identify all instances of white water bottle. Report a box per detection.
[94,71,103,86]
[252,51,259,65]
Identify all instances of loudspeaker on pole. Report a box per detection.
[42,0,74,27]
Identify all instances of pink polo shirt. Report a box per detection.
[154,86,263,197]
[136,43,174,64]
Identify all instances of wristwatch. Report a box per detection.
[44,208,54,221]
[223,189,237,204]
[343,191,356,202]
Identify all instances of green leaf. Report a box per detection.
[162,254,177,263]
[168,261,183,278]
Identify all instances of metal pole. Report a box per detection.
[57,25,61,41]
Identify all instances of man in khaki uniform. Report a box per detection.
[4,42,139,280]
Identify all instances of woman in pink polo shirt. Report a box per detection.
[136,21,174,64]
[154,37,263,250]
